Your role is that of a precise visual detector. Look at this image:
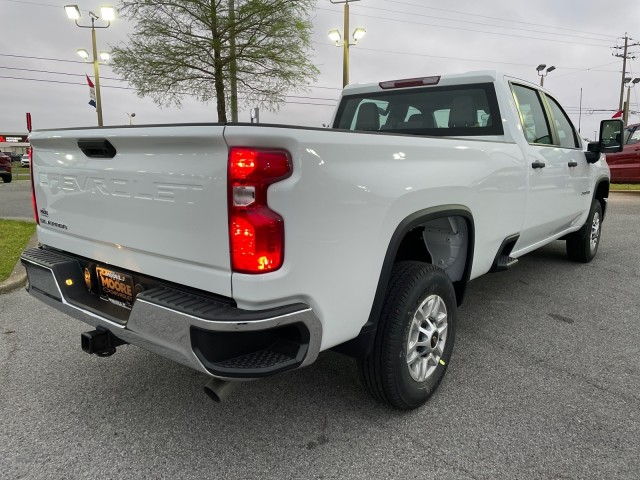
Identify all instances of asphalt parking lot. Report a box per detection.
[1,192,639,479]
[0,179,33,220]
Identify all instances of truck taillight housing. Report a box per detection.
[29,146,39,224]
[228,147,292,274]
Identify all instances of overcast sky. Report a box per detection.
[2,0,640,139]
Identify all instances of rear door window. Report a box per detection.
[545,95,580,148]
[626,127,640,145]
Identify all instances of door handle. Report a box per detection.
[568,161,578,167]
[531,161,546,169]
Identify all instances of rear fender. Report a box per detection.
[333,205,475,358]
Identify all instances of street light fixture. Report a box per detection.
[536,64,555,87]
[100,6,115,21]
[64,4,81,19]
[64,4,115,127]
[328,0,366,87]
[352,27,367,41]
[328,29,341,45]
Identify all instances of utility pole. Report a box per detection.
[613,34,639,111]
[623,78,640,126]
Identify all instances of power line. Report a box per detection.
[5,0,60,7]
[0,75,133,90]
[0,75,337,106]
[315,41,620,73]
[0,65,338,100]
[10,0,620,44]
[0,66,126,82]
[0,53,95,65]
[552,61,621,78]
[379,0,619,40]
[351,4,615,44]
[316,7,614,49]
[0,53,343,91]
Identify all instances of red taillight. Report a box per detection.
[379,76,441,89]
[228,147,292,274]
[29,146,39,224]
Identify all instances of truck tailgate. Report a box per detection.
[29,125,232,297]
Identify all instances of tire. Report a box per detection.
[1,174,11,183]
[358,261,457,410]
[566,199,603,263]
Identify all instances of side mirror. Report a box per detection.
[585,119,624,163]
[599,119,624,153]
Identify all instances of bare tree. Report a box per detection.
[111,0,319,122]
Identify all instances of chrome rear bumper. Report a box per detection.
[21,247,322,380]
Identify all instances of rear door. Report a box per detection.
[541,93,590,227]
[511,83,572,248]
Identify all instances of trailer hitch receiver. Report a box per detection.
[81,328,127,357]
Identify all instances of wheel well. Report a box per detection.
[332,208,474,359]
[595,180,609,217]
[393,215,469,286]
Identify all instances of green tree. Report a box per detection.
[111,0,319,122]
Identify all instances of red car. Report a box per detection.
[605,123,640,183]
[0,153,12,183]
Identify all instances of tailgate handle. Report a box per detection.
[78,139,117,158]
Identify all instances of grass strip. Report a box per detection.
[0,219,36,282]
[610,183,640,191]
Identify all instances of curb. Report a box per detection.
[0,232,38,294]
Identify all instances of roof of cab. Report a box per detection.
[340,70,544,96]
[341,70,500,95]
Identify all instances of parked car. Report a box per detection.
[603,123,640,183]
[0,153,12,183]
[21,153,30,168]
[2,151,21,163]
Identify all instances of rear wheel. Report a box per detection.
[358,261,457,410]
[566,199,602,263]
[1,174,11,183]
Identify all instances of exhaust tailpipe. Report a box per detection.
[204,378,240,403]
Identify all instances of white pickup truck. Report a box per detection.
[22,71,623,409]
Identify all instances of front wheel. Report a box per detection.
[566,199,603,263]
[1,174,11,183]
[358,262,457,410]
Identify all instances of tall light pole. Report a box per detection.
[328,0,366,87]
[536,64,555,87]
[623,77,640,126]
[65,4,114,127]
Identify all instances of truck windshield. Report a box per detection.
[333,82,503,136]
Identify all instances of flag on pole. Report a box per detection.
[86,74,96,108]
[612,110,623,118]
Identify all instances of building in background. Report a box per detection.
[0,133,29,155]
